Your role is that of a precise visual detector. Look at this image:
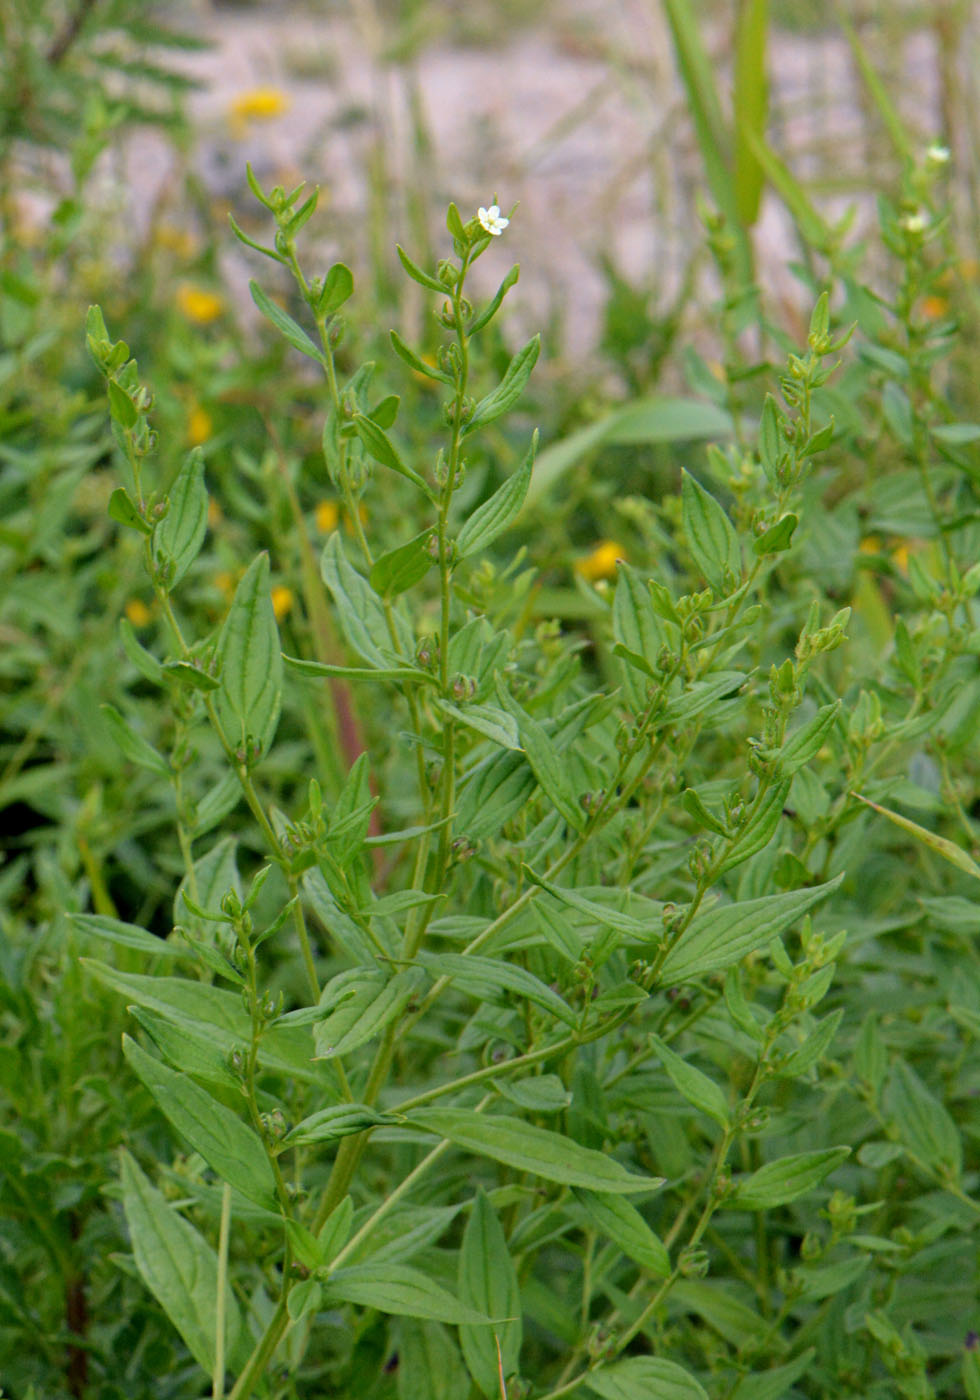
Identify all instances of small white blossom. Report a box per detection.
[477,204,509,237]
[925,142,951,166]
[900,212,926,235]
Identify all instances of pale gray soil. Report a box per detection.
[119,0,968,357]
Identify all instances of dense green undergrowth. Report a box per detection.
[3,4,980,1400]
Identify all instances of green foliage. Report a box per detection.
[4,11,980,1399]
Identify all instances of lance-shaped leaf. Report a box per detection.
[353,414,430,493]
[650,1034,729,1128]
[249,279,323,363]
[313,967,427,1059]
[321,532,411,665]
[853,792,980,881]
[884,1060,961,1178]
[463,335,540,435]
[283,1103,400,1148]
[108,486,152,535]
[659,875,843,984]
[390,328,453,385]
[496,686,585,832]
[120,1151,241,1376]
[456,432,536,560]
[122,1036,279,1210]
[732,1147,850,1210]
[681,468,740,595]
[369,531,435,597]
[68,913,186,960]
[153,448,208,588]
[396,243,447,293]
[775,701,840,777]
[100,704,170,778]
[324,1264,495,1326]
[416,951,576,1026]
[459,1191,522,1397]
[434,699,521,751]
[468,263,520,335]
[396,1321,469,1400]
[408,1109,662,1192]
[573,1190,670,1277]
[585,1356,708,1400]
[215,552,282,758]
[729,1349,817,1400]
[318,261,354,315]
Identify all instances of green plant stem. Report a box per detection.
[212,1181,232,1400]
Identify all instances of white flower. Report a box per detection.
[900,212,926,235]
[925,142,951,166]
[477,204,509,237]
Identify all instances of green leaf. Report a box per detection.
[67,913,185,959]
[318,262,354,315]
[496,687,585,832]
[758,395,785,483]
[283,1103,399,1148]
[313,968,427,1059]
[389,329,454,385]
[369,530,435,597]
[777,1008,843,1079]
[468,263,521,335]
[573,1190,670,1277]
[107,378,138,427]
[153,448,208,588]
[493,1075,570,1113]
[650,1034,729,1128]
[396,1321,469,1400]
[324,1264,494,1326]
[776,701,840,777]
[99,703,170,778]
[320,533,412,665]
[249,279,323,363]
[396,243,447,293]
[884,1060,961,1178]
[682,788,730,837]
[732,1147,850,1210]
[119,617,163,682]
[527,396,732,506]
[682,469,740,595]
[464,335,540,435]
[853,792,980,881]
[459,1191,522,1397]
[108,486,151,535]
[284,655,432,685]
[215,552,283,758]
[729,1349,817,1400]
[122,1036,279,1210]
[120,1151,241,1375]
[732,0,768,227]
[715,779,790,873]
[408,1109,662,1192]
[585,1356,708,1400]
[129,1007,241,1089]
[456,432,536,559]
[434,699,521,751]
[352,414,430,493]
[659,876,843,983]
[416,951,577,1026]
[523,869,652,938]
[752,513,798,556]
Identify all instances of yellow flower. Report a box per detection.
[125,599,152,627]
[228,87,291,137]
[155,224,199,259]
[215,570,237,598]
[858,536,881,555]
[187,405,212,445]
[315,500,340,533]
[207,498,222,527]
[577,540,626,583]
[891,544,910,574]
[271,586,294,621]
[920,294,948,321]
[177,283,224,325]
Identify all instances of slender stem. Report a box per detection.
[212,1182,232,1400]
